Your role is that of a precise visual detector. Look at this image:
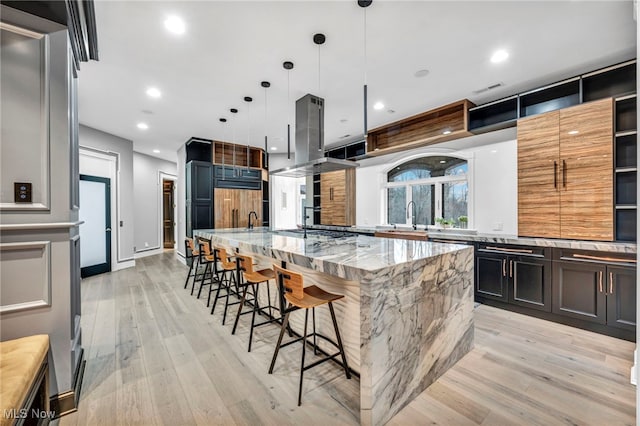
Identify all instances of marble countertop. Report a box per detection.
[304,225,636,254]
[193,227,472,280]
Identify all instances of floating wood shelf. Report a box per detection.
[366,99,475,156]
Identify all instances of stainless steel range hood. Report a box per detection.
[270,94,359,177]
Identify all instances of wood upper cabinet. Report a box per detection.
[320,169,355,226]
[518,111,561,238]
[559,99,613,241]
[214,188,261,229]
[517,98,613,241]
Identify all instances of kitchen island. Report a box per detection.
[194,228,474,426]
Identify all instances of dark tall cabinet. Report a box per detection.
[186,160,213,237]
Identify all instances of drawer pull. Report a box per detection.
[572,254,636,264]
[509,260,513,278]
[484,246,534,254]
[502,259,506,277]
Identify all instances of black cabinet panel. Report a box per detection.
[476,254,508,302]
[552,261,606,324]
[510,258,551,312]
[186,161,213,236]
[607,266,637,331]
[213,166,261,190]
[583,62,636,102]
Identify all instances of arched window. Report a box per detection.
[386,156,468,227]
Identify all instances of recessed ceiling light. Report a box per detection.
[373,102,385,110]
[442,129,452,135]
[414,69,430,78]
[490,49,509,63]
[146,87,161,98]
[137,122,149,130]
[164,15,185,35]
[153,149,160,153]
[270,146,278,151]
[568,130,579,135]
[440,160,446,164]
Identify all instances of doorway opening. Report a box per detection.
[162,179,176,249]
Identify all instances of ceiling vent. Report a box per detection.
[473,82,505,94]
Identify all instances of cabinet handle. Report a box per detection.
[484,246,533,254]
[553,161,557,189]
[609,271,613,294]
[562,159,567,188]
[509,260,513,278]
[502,259,506,277]
[572,254,636,264]
[598,271,603,293]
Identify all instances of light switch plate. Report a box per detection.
[14,182,32,203]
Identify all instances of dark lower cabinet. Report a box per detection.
[476,253,508,302]
[475,245,551,312]
[552,261,607,324]
[606,265,636,332]
[509,256,552,312]
[552,251,636,335]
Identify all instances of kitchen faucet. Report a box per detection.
[303,206,318,239]
[248,211,258,230]
[406,201,417,230]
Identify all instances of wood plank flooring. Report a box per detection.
[58,251,635,425]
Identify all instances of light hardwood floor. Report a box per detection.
[59,251,635,425]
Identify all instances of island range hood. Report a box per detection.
[270,94,359,177]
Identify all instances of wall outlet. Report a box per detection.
[492,222,503,231]
[144,242,149,247]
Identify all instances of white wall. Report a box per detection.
[471,140,518,234]
[176,144,187,258]
[355,131,518,235]
[271,175,305,229]
[133,152,177,254]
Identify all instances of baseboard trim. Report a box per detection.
[113,259,135,271]
[51,348,85,418]
[134,247,164,259]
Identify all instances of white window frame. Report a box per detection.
[382,154,473,227]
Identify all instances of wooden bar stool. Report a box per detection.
[184,237,200,293]
[195,237,222,307]
[268,264,351,406]
[231,254,281,352]
[210,247,240,324]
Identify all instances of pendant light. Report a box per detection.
[358,0,372,141]
[244,96,252,169]
[283,61,294,160]
[313,33,325,152]
[261,81,270,152]
[219,117,227,180]
[230,108,238,175]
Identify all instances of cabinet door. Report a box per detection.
[476,253,509,302]
[517,111,560,238]
[320,171,342,225]
[214,188,236,228]
[606,265,636,331]
[559,98,613,241]
[509,256,552,312]
[552,261,607,324]
[237,189,262,228]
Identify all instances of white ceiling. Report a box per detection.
[77,1,637,163]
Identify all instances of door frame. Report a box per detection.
[79,147,122,269]
[158,172,177,250]
[79,174,112,277]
